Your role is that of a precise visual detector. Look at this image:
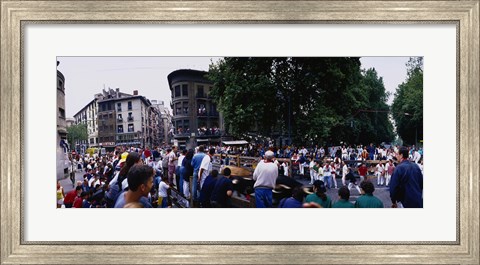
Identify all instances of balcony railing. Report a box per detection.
[128,117,134,121]
[117,118,123,122]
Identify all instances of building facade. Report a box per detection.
[57,64,69,180]
[151,100,173,146]
[73,98,99,149]
[167,69,224,148]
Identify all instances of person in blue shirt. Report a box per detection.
[278,186,304,208]
[199,169,219,208]
[210,167,234,208]
[390,146,423,208]
[114,164,154,208]
[191,145,206,204]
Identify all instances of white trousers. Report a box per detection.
[348,183,362,194]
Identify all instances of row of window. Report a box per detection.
[173,84,212,98]
[99,101,133,112]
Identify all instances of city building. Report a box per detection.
[151,100,173,146]
[57,62,69,180]
[73,97,99,149]
[167,69,224,148]
[74,88,160,151]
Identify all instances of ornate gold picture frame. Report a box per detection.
[1,1,478,264]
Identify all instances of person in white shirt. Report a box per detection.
[342,161,349,186]
[341,146,348,161]
[253,151,278,208]
[281,161,290,177]
[198,148,215,189]
[309,157,316,184]
[316,163,324,182]
[323,163,332,189]
[376,162,386,186]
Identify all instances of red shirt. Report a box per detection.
[358,166,368,176]
[64,190,77,204]
[73,196,83,208]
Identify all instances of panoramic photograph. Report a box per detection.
[56,56,423,209]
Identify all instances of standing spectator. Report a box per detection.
[157,175,170,208]
[355,181,384,208]
[308,157,316,185]
[177,149,187,195]
[367,143,376,160]
[358,163,368,183]
[199,169,219,208]
[323,163,332,189]
[333,186,354,208]
[182,150,194,200]
[210,167,234,208]
[385,159,395,187]
[390,146,423,208]
[342,161,349,186]
[199,148,215,190]
[191,146,206,204]
[330,162,338,189]
[161,149,170,179]
[167,146,178,186]
[376,162,385,186]
[252,151,278,208]
[56,181,65,208]
[305,180,332,208]
[114,164,154,208]
[143,147,152,164]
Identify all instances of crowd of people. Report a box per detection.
[56,142,423,209]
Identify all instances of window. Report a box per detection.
[182,84,188,97]
[197,85,204,97]
[128,112,133,121]
[101,103,106,112]
[109,113,113,119]
[174,85,181,97]
[58,108,65,119]
[107,103,112,111]
[128,101,132,110]
[117,114,122,121]
[117,125,124,133]
[128,124,134,132]
[90,138,94,144]
[117,103,122,111]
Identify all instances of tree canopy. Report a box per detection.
[66,123,88,148]
[391,57,423,146]
[208,57,394,146]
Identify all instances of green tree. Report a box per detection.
[208,57,394,146]
[66,123,88,149]
[391,57,423,145]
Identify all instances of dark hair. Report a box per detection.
[75,186,82,191]
[292,186,305,202]
[209,148,215,155]
[119,152,141,177]
[360,181,375,194]
[127,165,154,192]
[198,145,205,152]
[223,167,231,176]
[186,149,194,160]
[338,186,350,200]
[211,169,219,178]
[398,146,409,159]
[313,180,327,201]
[182,149,187,155]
